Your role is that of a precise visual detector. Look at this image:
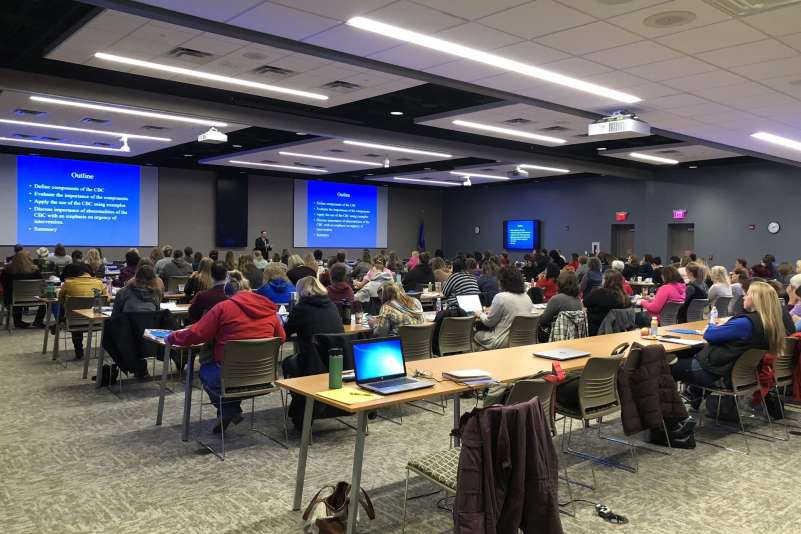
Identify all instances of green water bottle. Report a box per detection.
[328,348,343,389]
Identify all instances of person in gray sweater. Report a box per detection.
[474,267,533,350]
[111,263,162,319]
[537,270,583,342]
[160,249,193,286]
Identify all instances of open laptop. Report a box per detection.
[456,294,483,314]
[352,337,434,395]
[533,348,591,361]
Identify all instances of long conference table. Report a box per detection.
[277,320,710,534]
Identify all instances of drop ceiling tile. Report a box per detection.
[51,28,121,54]
[730,56,801,81]
[663,69,746,91]
[368,43,455,69]
[581,70,650,90]
[47,45,96,64]
[438,22,522,50]
[478,0,595,39]
[584,40,682,69]
[557,0,669,18]
[689,82,777,106]
[656,20,765,54]
[625,56,717,82]
[538,57,615,78]
[781,32,801,52]
[269,52,331,72]
[742,3,801,36]
[178,33,250,57]
[83,10,149,34]
[623,81,681,99]
[697,39,798,68]
[203,43,293,75]
[492,41,571,64]
[270,0,395,20]
[359,0,466,33]
[303,24,401,55]
[669,102,739,118]
[424,59,505,82]
[227,2,339,40]
[761,75,801,98]
[342,69,398,88]
[120,20,203,50]
[644,93,711,109]
[475,72,542,92]
[133,0,263,21]
[535,21,642,55]
[606,0,732,38]
[411,0,531,21]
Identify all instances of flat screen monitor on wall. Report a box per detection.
[0,154,158,246]
[293,179,388,248]
[504,219,539,251]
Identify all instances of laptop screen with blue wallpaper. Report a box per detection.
[353,338,406,383]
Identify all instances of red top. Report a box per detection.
[535,278,559,301]
[567,260,579,271]
[622,279,633,296]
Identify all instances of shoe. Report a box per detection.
[49,324,57,335]
[74,351,84,361]
[670,416,697,439]
[31,322,46,329]
[689,397,702,412]
[212,413,244,434]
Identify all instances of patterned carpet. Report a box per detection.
[2,324,801,534]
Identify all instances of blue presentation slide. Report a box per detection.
[504,220,538,250]
[17,156,140,246]
[306,181,377,248]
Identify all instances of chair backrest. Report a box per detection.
[508,314,539,347]
[730,295,745,316]
[547,310,588,342]
[659,301,682,326]
[11,279,44,305]
[578,357,622,419]
[41,271,55,279]
[506,379,555,432]
[729,348,765,393]
[685,299,708,322]
[64,296,104,330]
[774,337,798,383]
[438,316,475,356]
[367,297,382,316]
[166,275,190,293]
[714,296,732,317]
[399,323,435,361]
[220,338,282,397]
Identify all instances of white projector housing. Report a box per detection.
[588,117,650,138]
[198,127,228,144]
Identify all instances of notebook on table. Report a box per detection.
[533,348,591,361]
[352,337,434,395]
[456,294,482,313]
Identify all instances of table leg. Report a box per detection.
[292,397,315,511]
[41,302,52,355]
[52,320,60,361]
[452,395,461,448]
[156,342,171,426]
[94,321,106,387]
[83,317,95,380]
[345,411,368,534]
[181,349,195,442]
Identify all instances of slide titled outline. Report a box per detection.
[306,181,378,248]
[17,156,140,246]
[504,220,537,250]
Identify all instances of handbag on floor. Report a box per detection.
[302,481,375,534]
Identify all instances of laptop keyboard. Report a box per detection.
[371,377,418,389]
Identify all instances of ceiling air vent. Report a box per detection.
[320,80,362,93]
[14,108,46,117]
[93,142,112,147]
[142,125,168,131]
[81,117,110,125]
[396,157,414,162]
[656,149,681,154]
[260,159,278,164]
[502,118,532,125]
[14,133,38,139]
[327,149,347,153]
[540,125,570,132]
[252,65,296,79]
[703,0,801,16]
[364,153,382,158]
[164,46,215,65]
[39,136,61,142]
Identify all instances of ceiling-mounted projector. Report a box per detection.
[588,111,650,138]
[198,127,228,144]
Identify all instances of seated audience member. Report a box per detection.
[777,262,793,285]
[256,264,296,305]
[672,281,790,408]
[223,250,237,271]
[406,250,420,270]
[271,252,287,270]
[318,256,337,287]
[566,253,579,272]
[114,250,140,287]
[150,247,164,265]
[354,268,393,305]
[640,265,686,318]
[764,254,779,279]
[327,263,356,310]
[474,267,533,350]
[1,250,47,328]
[191,251,203,271]
[678,256,691,283]
[548,250,566,269]
[154,245,173,275]
[208,249,219,262]
[386,251,403,274]
[58,262,108,358]
[183,246,193,265]
[188,263,228,323]
[769,279,788,304]
[226,270,251,292]
[574,255,589,281]
[734,258,750,277]
[786,275,801,324]
[281,249,290,266]
[160,248,193,285]
[708,265,733,311]
[282,276,344,379]
[583,270,631,336]
[432,257,451,284]
[465,257,480,277]
[168,280,286,433]
[498,252,510,267]
[369,282,424,336]
[639,254,654,278]
[441,258,481,308]
[611,260,633,295]
[535,263,560,302]
[286,254,316,285]
[50,243,72,272]
[237,255,263,290]
[352,249,373,281]
[355,256,393,289]
[521,255,538,282]
[677,263,708,323]
[650,257,664,285]
[60,250,86,281]
[34,247,55,273]
[579,257,603,297]
[112,262,161,317]
[184,257,214,301]
[252,250,268,270]
[402,251,435,291]
[537,271,582,342]
[477,260,500,303]
[313,249,324,266]
[730,268,748,301]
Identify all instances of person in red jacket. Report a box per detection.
[534,263,560,302]
[168,289,286,433]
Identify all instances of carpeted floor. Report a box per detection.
[1,324,800,534]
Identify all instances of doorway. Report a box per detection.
[611,224,635,259]
[667,223,695,259]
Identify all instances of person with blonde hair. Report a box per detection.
[369,282,424,336]
[85,248,105,277]
[184,257,214,300]
[1,250,46,328]
[256,263,296,304]
[223,250,237,272]
[708,265,733,311]
[286,254,316,285]
[672,280,791,408]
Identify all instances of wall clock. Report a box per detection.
[474,226,480,235]
[768,221,781,234]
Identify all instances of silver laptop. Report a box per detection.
[352,337,434,395]
[533,348,591,361]
[456,294,482,313]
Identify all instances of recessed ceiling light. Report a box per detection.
[278,151,383,167]
[517,163,570,173]
[183,154,193,157]
[393,177,461,186]
[347,17,641,104]
[629,152,678,165]
[689,165,698,169]
[449,171,508,181]
[0,118,172,142]
[228,160,328,173]
[597,147,607,151]
[0,136,129,152]
[30,96,227,127]
[451,119,566,144]
[232,144,243,148]
[751,131,801,152]
[94,52,328,101]
[296,132,307,135]
[390,111,404,116]
[343,140,451,158]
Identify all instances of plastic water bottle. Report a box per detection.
[649,316,658,337]
[709,306,718,326]
[436,297,442,312]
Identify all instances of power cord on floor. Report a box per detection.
[559,500,628,525]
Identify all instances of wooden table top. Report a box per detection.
[73,303,190,320]
[343,324,371,334]
[276,320,709,414]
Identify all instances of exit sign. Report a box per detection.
[673,209,687,220]
[615,211,629,221]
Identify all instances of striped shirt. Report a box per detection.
[442,272,480,308]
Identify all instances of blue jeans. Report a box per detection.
[199,362,242,420]
[671,357,721,401]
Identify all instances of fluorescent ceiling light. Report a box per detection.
[95,52,328,101]
[347,17,641,104]
[629,152,678,165]
[0,118,171,141]
[228,160,327,173]
[0,136,129,152]
[518,163,570,173]
[30,96,228,127]
[751,131,801,152]
[343,140,451,158]
[452,120,566,144]
[278,151,383,167]
[449,170,508,181]
[393,177,461,186]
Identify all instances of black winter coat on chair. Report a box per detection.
[102,310,176,374]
